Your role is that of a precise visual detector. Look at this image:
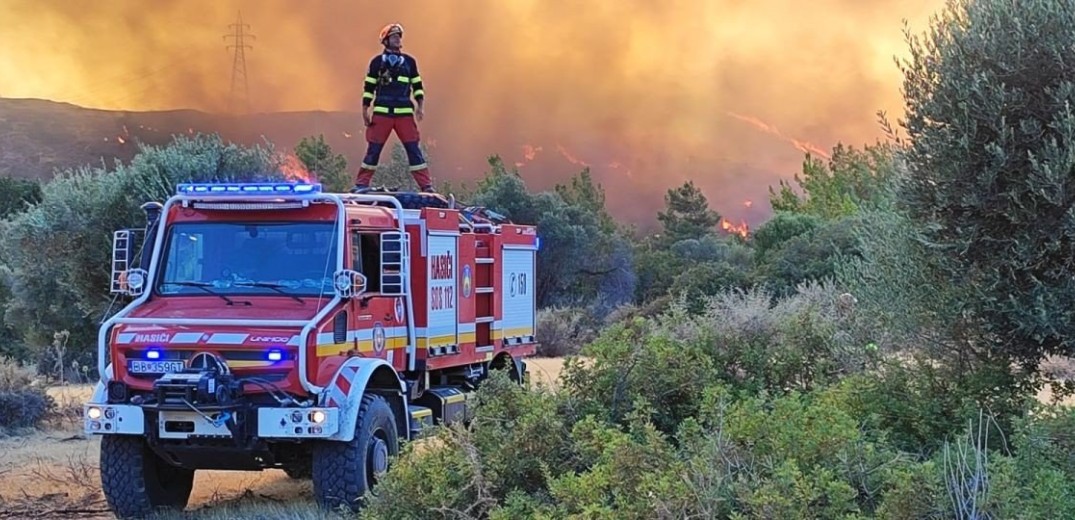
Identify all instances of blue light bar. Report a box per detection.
[176,182,322,196]
[146,348,161,360]
[267,349,283,362]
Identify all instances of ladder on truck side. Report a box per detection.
[473,236,497,353]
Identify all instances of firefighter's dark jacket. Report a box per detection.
[363,51,424,116]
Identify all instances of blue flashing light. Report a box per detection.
[145,348,161,360]
[176,182,322,196]
[267,349,283,362]
[535,236,541,250]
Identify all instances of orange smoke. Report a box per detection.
[0,0,941,229]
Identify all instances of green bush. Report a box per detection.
[546,413,685,520]
[365,285,1075,518]
[0,133,284,363]
[560,317,719,435]
[363,371,575,518]
[753,216,861,299]
[360,426,494,520]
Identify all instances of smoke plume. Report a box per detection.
[0,0,941,229]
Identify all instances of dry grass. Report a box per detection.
[0,420,316,519]
[42,384,94,429]
[525,356,571,388]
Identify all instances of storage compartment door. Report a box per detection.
[501,246,536,343]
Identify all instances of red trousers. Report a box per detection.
[355,114,432,190]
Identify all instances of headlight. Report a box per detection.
[309,410,327,424]
[87,407,102,420]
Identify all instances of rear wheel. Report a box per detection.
[100,435,194,519]
[312,393,399,511]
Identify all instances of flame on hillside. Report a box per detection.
[720,217,750,239]
[278,153,314,183]
[557,145,589,167]
[523,144,542,161]
[726,112,831,159]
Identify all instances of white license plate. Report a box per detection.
[128,360,186,374]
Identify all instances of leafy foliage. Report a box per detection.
[295,134,349,192]
[770,142,900,219]
[0,177,42,219]
[370,284,1075,518]
[898,0,1075,371]
[656,180,721,244]
[468,157,634,310]
[0,134,284,361]
[754,215,861,298]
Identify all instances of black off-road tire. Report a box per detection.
[100,435,195,519]
[312,393,399,512]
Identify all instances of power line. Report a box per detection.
[223,10,255,114]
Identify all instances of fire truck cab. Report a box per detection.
[83,182,538,517]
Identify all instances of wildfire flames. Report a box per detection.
[278,153,315,183]
[720,217,750,239]
[726,112,831,159]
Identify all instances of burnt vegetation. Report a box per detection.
[1,0,1075,517]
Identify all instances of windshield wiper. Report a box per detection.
[162,281,240,305]
[233,281,305,304]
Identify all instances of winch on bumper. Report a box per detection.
[85,365,340,441]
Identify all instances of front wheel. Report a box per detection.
[312,393,399,512]
[99,435,195,519]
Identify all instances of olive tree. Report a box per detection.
[0,134,284,365]
[898,0,1075,373]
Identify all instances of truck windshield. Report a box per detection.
[155,221,338,297]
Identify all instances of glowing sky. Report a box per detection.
[0,0,941,228]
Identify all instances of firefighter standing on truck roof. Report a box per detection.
[353,23,434,193]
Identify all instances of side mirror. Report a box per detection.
[333,269,368,299]
[121,268,149,297]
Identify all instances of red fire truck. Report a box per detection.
[83,182,538,518]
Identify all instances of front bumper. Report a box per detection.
[84,404,144,434]
[83,403,340,439]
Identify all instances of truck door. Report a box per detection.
[349,228,409,369]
